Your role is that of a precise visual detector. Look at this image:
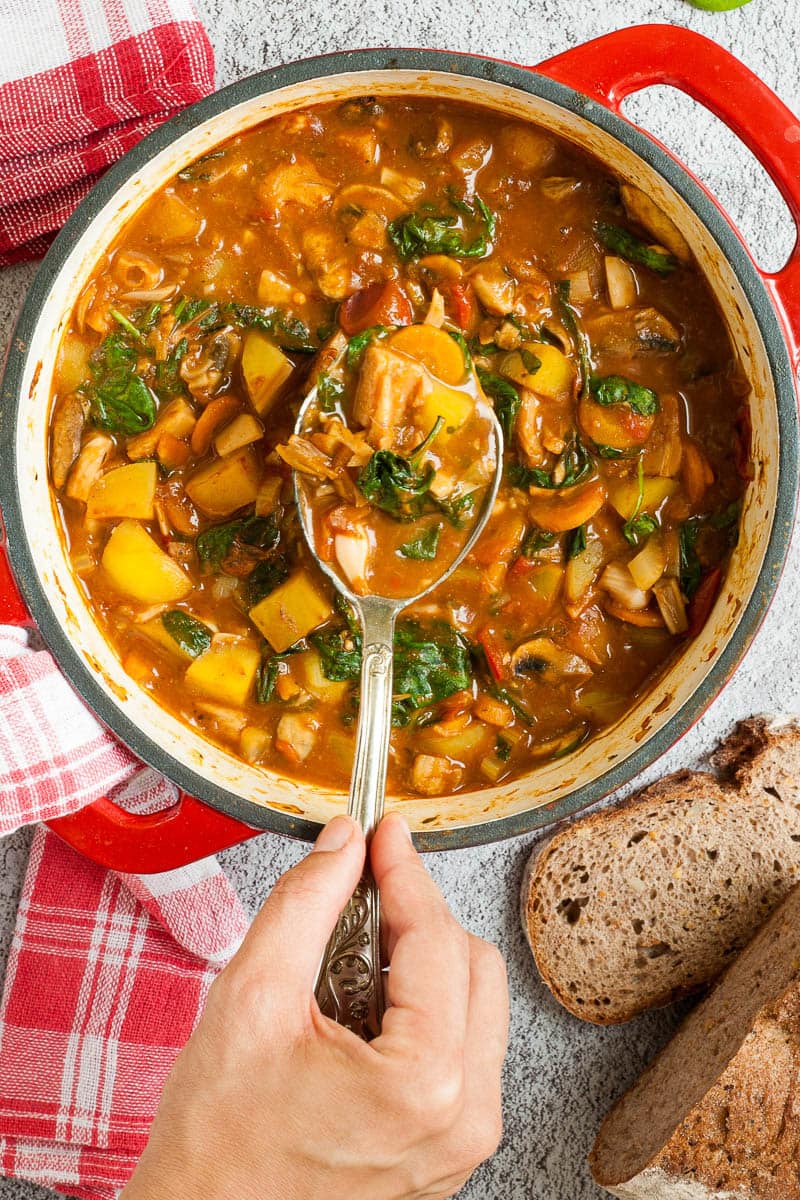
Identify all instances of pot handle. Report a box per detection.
[47,793,260,874]
[537,24,800,370]
[0,539,261,869]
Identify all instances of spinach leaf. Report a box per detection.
[568,525,587,559]
[110,309,143,341]
[310,628,363,682]
[313,620,472,725]
[596,222,678,275]
[507,434,592,491]
[154,337,188,399]
[399,524,441,560]
[590,374,659,417]
[197,515,280,572]
[246,554,290,607]
[177,150,226,182]
[161,611,212,658]
[621,459,658,546]
[556,280,591,394]
[347,325,390,367]
[521,528,558,558]
[224,303,317,353]
[495,735,512,761]
[317,371,345,413]
[708,499,742,548]
[593,444,627,459]
[256,644,302,703]
[477,369,520,440]
[489,685,534,725]
[85,334,156,434]
[679,519,703,598]
[357,417,444,520]
[388,193,495,261]
[435,490,477,529]
[520,348,542,375]
[447,328,472,371]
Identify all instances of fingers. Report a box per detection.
[458,935,508,1160]
[227,815,366,1008]
[371,812,470,1059]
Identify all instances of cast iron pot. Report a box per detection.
[1,25,799,871]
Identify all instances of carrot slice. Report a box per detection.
[688,567,722,638]
[681,439,715,506]
[528,479,606,533]
[190,395,241,456]
[157,432,192,470]
[388,324,466,384]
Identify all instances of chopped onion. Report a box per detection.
[628,535,667,592]
[599,561,651,610]
[653,577,689,634]
[604,256,637,309]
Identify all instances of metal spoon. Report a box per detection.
[292,359,503,1040]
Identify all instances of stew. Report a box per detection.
[48,96,748,798]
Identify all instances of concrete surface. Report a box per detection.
[1,0,799,1197]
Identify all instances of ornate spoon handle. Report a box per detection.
[314,597,398,1040]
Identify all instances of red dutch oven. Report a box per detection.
[1,25,799,872]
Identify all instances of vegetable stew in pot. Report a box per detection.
[48,97,749,798]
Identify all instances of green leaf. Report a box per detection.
[399,524,441,560]
[256,644,303,703]
[388,192,495,261]
[593,443,628,459]
[177,150,226,182]
[197,515,280,572]
[507,433,592,491]
[154,337,188,400]
[85,334,156,435]
[679,519,703,598]
[110,309,143,340]
[520,348,542,375]
[347,325,390,367]
[161,610,212,658]
[478,369,520,440]
[521,528,558,559]
[310,628,363,682]
[246,553,290,607]
[568,525,587,559]
[595,222,678,275]
[435,490,476,529]
[447,328,472,372]
[317,371,345,413]
[357,418,443,521]
[495,735,512,761]
[590,374,659,417]
[621,459,657,546]
[556,280,591,393]
[489,685,534,725]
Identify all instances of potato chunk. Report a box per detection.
[185,636,260,707]
[87,462,157,520]
[249,571,332,652]
[241,330,294,415]
[185,447,261,517]
[101,520,191,604]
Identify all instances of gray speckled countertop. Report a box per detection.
[1,1,800,1197]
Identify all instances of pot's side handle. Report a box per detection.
[47,794,260,874]
[0,538,261,870]
[536,24,800,371]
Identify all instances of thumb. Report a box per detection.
[232,815,366,1009]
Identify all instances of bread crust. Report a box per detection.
[522,716,800,1024]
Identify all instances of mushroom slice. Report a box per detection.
[50,393,88,489]
[510,637,591,682]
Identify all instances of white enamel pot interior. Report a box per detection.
[2,52,796,849]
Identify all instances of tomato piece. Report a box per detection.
[338,280,413,335]
[688,567,722,638]
[442,281,476,331]
[477,627,507,681]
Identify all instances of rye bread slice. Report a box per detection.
[521,716,800,1024]
[589,881,800,1200]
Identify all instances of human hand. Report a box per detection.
[121,812,509,1200]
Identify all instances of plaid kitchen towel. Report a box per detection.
[0,0,215,266]
[0,629,249,1198]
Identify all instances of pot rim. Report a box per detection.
[1,47,797,851]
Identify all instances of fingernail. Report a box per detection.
[387,812,413,843]
[314,815,356,853]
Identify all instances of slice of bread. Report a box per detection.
[589,881,800,1199]
[521,716,800,1024]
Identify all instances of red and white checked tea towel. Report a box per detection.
[0,628,249,1199]
[0,0,215,266]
